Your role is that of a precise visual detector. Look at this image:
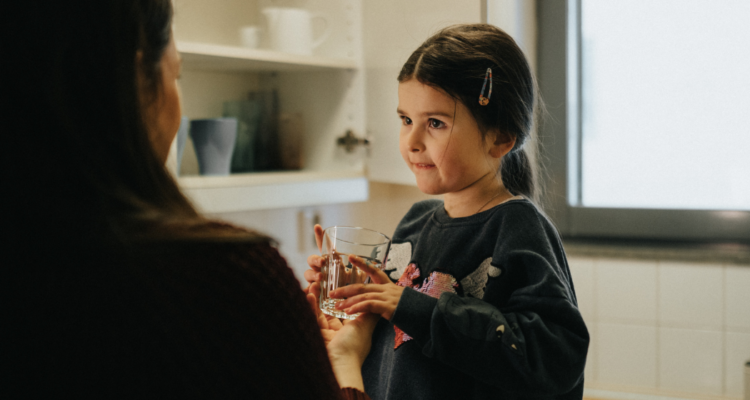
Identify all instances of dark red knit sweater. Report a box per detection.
[7,232,368,399]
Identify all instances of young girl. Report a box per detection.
[307,24,588,400]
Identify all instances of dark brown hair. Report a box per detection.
[398,24,540,201]
[3,0,265,256]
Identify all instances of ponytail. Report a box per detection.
[501,148,535,201]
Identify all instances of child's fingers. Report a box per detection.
[306,292,316,312]
[303,254,325,293]
[302,264,320,295]
[348,255,390,284]
[329,282,384,299]
[314,224,325,253]
[331,281,404,320]
[306,254,325,272]
[333,291,388,311]
[343,300,392,318]
[304,268,321,284]
[309,281,321,301]
[369,267,392,285]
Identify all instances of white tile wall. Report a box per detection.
[725,265,750,331]
[597,322,658,388]
[725,331,750,397]
[585,321,597,383]
[569,256,598,384]
[568,256,596,323]
[569,256,750,399]
[658,261,723,329]
[596,259,658,324]
[659,327,723,395]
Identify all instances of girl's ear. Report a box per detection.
[487,130,516,159]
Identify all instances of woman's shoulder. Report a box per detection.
[130,220,290,279]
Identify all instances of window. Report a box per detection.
[537,0,750,242]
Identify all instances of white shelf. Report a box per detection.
[178,170,368,214]
[177,41,359,72]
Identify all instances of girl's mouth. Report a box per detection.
[414,163,436,170]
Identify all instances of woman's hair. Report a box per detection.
[3,0,265,254]
[398,24,540,202]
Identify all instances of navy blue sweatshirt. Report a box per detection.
[362,198,589,400]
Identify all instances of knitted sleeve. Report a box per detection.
[200,242,371,399]
[8,232,371,399]
[341,387,371,400]
[153,241,348,398]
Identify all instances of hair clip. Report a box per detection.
[479,68,492,106]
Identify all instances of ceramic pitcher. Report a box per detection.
[262,7,329,56]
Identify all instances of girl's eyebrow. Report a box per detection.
[396,108,453,119]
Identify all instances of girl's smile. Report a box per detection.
[413,163,436,170]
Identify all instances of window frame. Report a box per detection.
[535,0,750,243]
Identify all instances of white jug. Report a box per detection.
[262,7,330,56]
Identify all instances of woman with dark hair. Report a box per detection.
[3,1,371,398]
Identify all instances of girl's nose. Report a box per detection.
[407,125,425,152]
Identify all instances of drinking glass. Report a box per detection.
[319,226,391,320]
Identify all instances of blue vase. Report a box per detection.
[189,118,238,176]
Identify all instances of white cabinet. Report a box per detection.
[171,0,482,213]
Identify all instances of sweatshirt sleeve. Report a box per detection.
[390,207,589,397]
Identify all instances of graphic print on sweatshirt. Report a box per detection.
[387,242,504,348]
[459,257,502,299]
[386,241,501,298]
[384,242,412,281]
[393,263,459,349]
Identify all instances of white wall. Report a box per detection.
[487,0,537,72]
[569,256,750,399]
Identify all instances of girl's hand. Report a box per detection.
[303,224,326,296]
[330,255,405,321]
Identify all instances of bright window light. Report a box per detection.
[580,0,750,210]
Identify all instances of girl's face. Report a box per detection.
[397,79,503,196]
[141,33,183,164]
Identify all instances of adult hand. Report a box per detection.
[303,224,325,296]
[307,292,344,336]
[306,292,378,392]
[330,255,405,321]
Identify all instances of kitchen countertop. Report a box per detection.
[563,238,750,265]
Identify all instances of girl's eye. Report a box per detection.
[401,116,412,125]
[429,119,445,129]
